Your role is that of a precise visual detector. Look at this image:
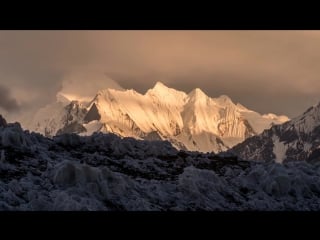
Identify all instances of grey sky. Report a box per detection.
[0,30,320,119]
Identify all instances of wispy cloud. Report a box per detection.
[0,85,20,112]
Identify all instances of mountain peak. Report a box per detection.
[153,81,170,91]
[188,88,208,99]
[147,81,187,103]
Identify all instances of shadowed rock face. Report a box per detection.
[143,131,162,141]
[56,122,87,135]
[0,115,7,127]
[243,119,256,139]
[84,103,101,123]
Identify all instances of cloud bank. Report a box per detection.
[0,30,320,118]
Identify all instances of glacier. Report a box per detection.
[1,116,320,211]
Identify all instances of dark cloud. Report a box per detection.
[1,30,320,119]
[0,85,20,112]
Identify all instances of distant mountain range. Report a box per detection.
[25,82,289,153]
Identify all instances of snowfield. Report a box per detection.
[1,119,320,210]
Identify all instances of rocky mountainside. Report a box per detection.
[231,102,320,163]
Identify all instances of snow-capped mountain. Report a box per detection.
[231,102,320,163]
[26,82,289,153]
[1,115,320,210]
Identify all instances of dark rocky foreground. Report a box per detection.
[1,118,320,210]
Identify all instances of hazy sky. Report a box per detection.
[1,30,320,119]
